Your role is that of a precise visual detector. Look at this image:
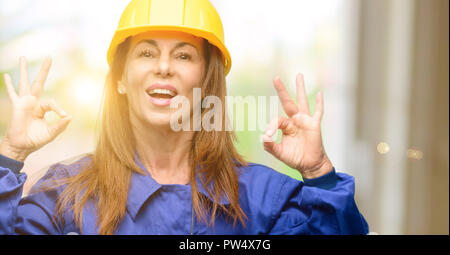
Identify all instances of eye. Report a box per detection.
[139,50,154,58]
[177,53,192,61]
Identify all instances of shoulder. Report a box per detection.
[237,161,296,185]
[51,153,93,175]
[44,153,92,179]
[236,162,300,200]
[234,162,304,229]
[28,153,93,194]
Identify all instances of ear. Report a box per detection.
[117,80,127,94]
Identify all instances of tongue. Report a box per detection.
[151,93,173,99]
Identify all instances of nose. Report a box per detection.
[153,54,174,78]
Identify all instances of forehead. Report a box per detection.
[130,31,204,49]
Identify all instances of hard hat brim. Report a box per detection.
[107,26,232,75]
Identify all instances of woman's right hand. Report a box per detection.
[0,56,72,162]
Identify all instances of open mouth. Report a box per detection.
[146,88,177,99]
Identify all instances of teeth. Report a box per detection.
[148,89,177,97]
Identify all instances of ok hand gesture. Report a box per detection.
[262,74,333,179]
[0,56,72,162]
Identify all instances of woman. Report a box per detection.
[0,0,369,235]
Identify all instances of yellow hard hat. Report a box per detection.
[107,0,232,75]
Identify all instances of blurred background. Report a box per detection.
[0,0,448,234]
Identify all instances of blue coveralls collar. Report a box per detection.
[126,152,230,220]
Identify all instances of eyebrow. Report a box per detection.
[136,39,198,53]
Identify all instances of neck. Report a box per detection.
[133,121,194,185]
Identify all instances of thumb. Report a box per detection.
[262,133,282,158]
[48,115,72,139]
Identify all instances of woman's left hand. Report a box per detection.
[262,73,333,179]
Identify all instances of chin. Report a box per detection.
[144,112,172,128]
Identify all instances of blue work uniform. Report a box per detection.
[0,153,369,235]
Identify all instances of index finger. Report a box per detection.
[31,56,52,98]
[273,76,299,117]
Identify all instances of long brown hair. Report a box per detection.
[36,36,248,235]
